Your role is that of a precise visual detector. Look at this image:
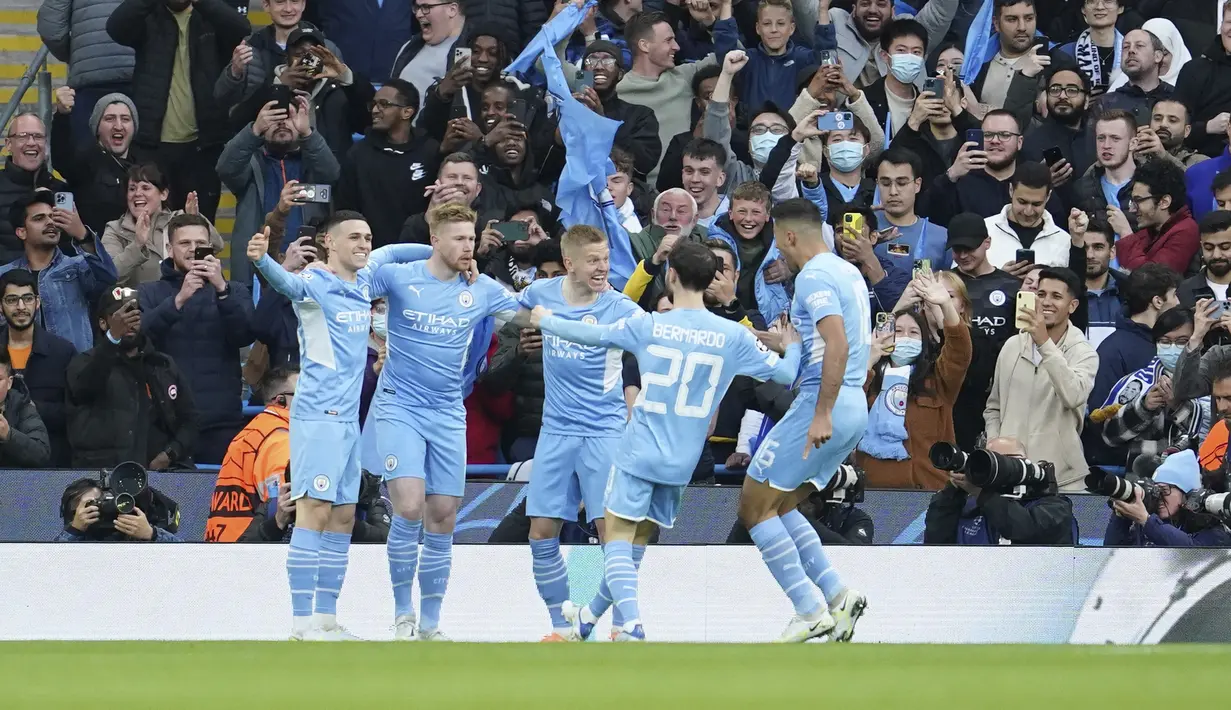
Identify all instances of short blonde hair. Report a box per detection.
[426,203,477,232]
[936,270,972,323]
[560,224,606,258]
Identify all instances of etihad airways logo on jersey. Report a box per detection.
[402,309,471,335]
[336,310,371,333]
[544,333,599,360]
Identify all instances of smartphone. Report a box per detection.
[270,84,294,113]
[842,212,864,239]
[922,77,945,97]
[1016,291,1037,330]
[299,52,322,76]
[818,111,854,132]
[1032,36,1050,51]
[449,100,468,121]
[966,129,984,151]
[1043,147,1065,167]
[1016,249,1035,265]
[912,258,931,279]
[294,184,332,204]
[453,47,471,66]
[193,246,214,261]
[53,191,74,212]
[818,50,839,66]
[296,226,317,263]
[508,98,528,124]
[493,221,530,243]
[577,69,595,89]
[875,311,895,352]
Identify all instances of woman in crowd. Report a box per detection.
[856,270,971,489]
[101,163,223,287]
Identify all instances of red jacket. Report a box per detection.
[1116,206,1199,273]
[464,334,514,464]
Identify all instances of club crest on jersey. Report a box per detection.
[989,290,1006,306]
[384,455,398,472]
[167,384,178,399]
[361,285,371,300]
[313,475,330,492]
[459,291,474,307]
[582,315,598,325]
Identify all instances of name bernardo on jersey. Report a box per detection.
[651,322,727,348]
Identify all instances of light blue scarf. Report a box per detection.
[858,365,911,460]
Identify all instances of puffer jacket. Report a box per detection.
[106,0,251,148]
[38,0,135,88]
[102,210,224,287]
[214,21,344,110]
[0,384,51,468]
[484,321,544,440]
[461,0,547,53]
[137,259,254,463]
[0,159,68,264]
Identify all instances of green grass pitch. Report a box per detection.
[3,642,1227,708]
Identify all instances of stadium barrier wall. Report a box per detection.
[2,545,1229,642]
[1,470,1118,544]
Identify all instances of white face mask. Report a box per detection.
[750,132,782,165]
[889,54,925,84]
[372,312,388,339]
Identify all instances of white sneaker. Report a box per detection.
[304,623,363,642]
[612,624,646,642]
[393,614,418,641]
[563,600,598,641]
[419,628,451,641]
[829,589,868,643]
[776,608,835,643]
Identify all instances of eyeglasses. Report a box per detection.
[1129,194,1156,208]
[1047,85,1085,98]
[1157,337,1190,347]
[1084,0,1117,7]
[1,294,35,306]
[6,132,45,143]
[368,99,409,111]
[984,130,1020,142]
[413,1,453,16]
[583,56,618,69]
[749,124,789,136]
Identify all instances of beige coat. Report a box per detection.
[789,88,885,170]
[984,323,1099,491]
[101,210,224,287]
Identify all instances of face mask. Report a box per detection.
[1157,344,1183,372]
[828,140,866,173]
[372,313,388,339]
[889,54,925,84]
[889,337,922,366]
[750,132,782,165]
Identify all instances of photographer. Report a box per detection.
[923,437,1077,545]
[55,477,181,542]
[727,465,874,545]
[1103,450,1231,547]
[238,471,390,543]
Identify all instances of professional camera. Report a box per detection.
[1084,467,1163,515]
[966,450,1051,490]
[88,461,148,533]
[929,442,968,473]
[1185,489,1231,522]
[814,464,866,504]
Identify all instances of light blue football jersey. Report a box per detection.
[254,255,375,423]
[369,263,520,408]
[518,277,642,436]
[792,252,871,390]
[539,308,799,486]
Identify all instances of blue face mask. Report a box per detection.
[889,337,922,366]
[372,312,388,339]
[750,132,781,165]
[827,140,866,173]
[889,54,925,84]
[1157,344,1183,372]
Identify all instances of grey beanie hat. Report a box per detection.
[89,93,138,138]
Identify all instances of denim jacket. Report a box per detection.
[0,230,119,352]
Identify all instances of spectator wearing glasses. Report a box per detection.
[0,191,118,353]
[137,214,254,465]
[336,80,440,249]
[0,114,67,264]
[563,40,662,181]
[392,0,468,110]
[1103,449,1231,547]
[1112,156,1198,273]
[1021,67,1095,182]
[871,146,950,273]
[0,270,74,466]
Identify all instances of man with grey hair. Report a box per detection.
[1097,29,1174,119]
[625,187,707,308]
[0,113,67,264]
[50,88,154,236]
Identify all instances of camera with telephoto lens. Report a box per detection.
[814,464,866,504]
[1084,467,1162,515]
[88,461,148,533]
[1184,489,1231,523]
[965,450,1052,490]
[929,442,968,472]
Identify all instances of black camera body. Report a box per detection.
[1185,488,1231,523]
[929,442,1054,494]
[87,461,148,534]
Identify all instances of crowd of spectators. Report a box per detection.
[9,0,1231,546]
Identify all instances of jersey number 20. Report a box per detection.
[637,345,723,418]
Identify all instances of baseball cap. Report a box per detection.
[287,27,325,49]
[97,286,139,320]
[946,213,989,251]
